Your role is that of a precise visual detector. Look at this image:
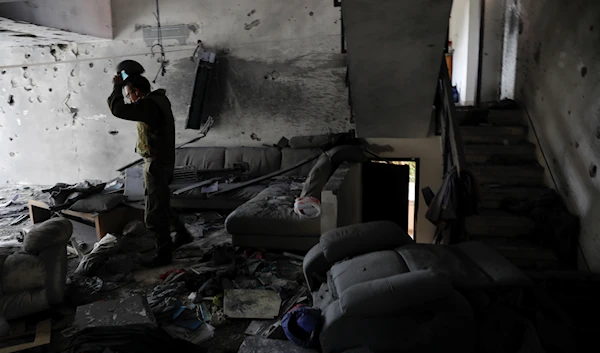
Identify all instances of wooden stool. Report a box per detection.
[0,319,51,353]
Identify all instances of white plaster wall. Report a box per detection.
[500,0,520,99]
[450,0,481,106]
[365,137,443,244]
[465,0,481,105]
[0,0,352,184]
[449,0,469,103]
[0,0,113,38]
[507,0,600,271]
[479,0,505,102]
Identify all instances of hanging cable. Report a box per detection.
[190,40,204,61]
[151,0,167,83]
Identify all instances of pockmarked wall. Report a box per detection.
[504,0,600,271]
[0,0,351,184]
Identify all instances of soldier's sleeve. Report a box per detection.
[107,85,160,125]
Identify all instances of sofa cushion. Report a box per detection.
[175,147,226,170]
[172,182,268,201]
[226,181,320,237]
[281,148,322,177]
[289,134,333,149]
[396,245,491,289]
[1,254,46,293]
[69,194,125,213]
[321,222,414,264]
[329,250,409,296]
[0,289,50,321]
[224,147,282,178]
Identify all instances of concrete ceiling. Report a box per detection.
[343,0,453,138]
[0,0,112,47]
[0,16,105,47]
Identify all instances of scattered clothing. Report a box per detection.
[42,181,105,211]
[424,166,480,243]
[159,269,186,281]
[70,275,104,295]
[146,281,187,321]
[75,234,120,276]
[69,194,125,213]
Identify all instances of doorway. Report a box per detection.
[448,0,481,106]
[362,160,417,237]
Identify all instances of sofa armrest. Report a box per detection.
[323,163,351,192]
[24,218,73,255]
[320,221,414,264]
[320,162,363,234]
[303,243,330,292]
[340,270,453,316]
[457,241,533,287]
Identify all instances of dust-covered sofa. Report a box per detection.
[303,221,534,353]
[0,218,72,321]
[171,145,364,251]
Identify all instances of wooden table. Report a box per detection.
[28,199,144,240]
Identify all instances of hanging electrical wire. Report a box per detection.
[151,0,167,83]
[190,40,204,61]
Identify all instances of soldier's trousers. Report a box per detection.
[143,158,185,244]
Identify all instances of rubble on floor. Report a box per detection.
[0,199,309,352]
[0,185,46,253]
[75,295,157,330]
[223,289,282,319]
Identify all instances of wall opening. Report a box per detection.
[362,159,418,238]
[448,0,481,106]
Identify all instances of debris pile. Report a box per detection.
[54,208,314,351]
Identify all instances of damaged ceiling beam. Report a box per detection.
[0,0,113,47]
[0,17,108,47]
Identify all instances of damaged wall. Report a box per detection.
[453,0,505,104]
[365,137,443,244]
[0,0,113,38]
[0,0,351,184]
[506,0,600,271]
[449,0,470,103]
[479,0,505,102]
[449,0,481,105]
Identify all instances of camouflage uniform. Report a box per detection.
[108,86,178,245]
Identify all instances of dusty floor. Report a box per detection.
[0,185,305,352]
[58,244,304,352]
[0,185,47,252]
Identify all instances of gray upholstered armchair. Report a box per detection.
[0,218,72,321]
[303,221,532,353]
